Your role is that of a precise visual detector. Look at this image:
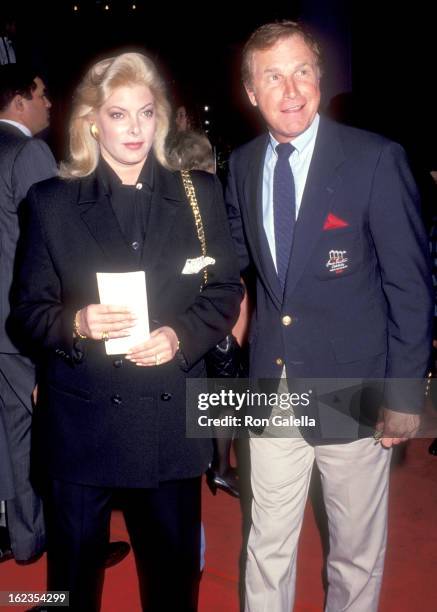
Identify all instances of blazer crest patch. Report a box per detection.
[326,249,348,274]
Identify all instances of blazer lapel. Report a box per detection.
[141,164,182,268]
[77,173,137,271]
[242,135,282,307]
[285,117,346,297]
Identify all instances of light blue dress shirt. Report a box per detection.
[262,113,320,270]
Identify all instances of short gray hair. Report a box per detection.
[242,21,322,90]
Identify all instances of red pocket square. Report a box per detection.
[323,213,349,230]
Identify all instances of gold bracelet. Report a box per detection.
[73,312,87,339]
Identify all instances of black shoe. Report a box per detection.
[0,527,45,565]
[104,541,131,568]
[0,547,13,563]
[206,467,240,498]
[429,439,437,455]
[16,550,44,565]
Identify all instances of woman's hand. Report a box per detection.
[75,304,137,341]
[125,326,179,367]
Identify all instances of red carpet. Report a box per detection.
[1,439,436,611]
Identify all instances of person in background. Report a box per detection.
[10,51,241,611]
[174,104,193,133]
[168,129,215,174]
[428,167,437,455]
[0,63,55,563]
[168,128,250,498]
[166,100,201,152]
[0,10,17,65]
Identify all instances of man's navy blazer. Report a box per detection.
[226,116,433,429]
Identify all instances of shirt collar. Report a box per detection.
[0,119,32,137]
[97,152,155,194]
[268,113,320,157]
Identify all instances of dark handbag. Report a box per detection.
[181,170,241,378]
[204,334,242,378]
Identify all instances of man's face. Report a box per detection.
[245,35,321,142]
[22,77,51,135]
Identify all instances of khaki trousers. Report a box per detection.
[245,435,392,612]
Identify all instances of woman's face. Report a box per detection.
[93,83,157,182]
[175,105,190,132]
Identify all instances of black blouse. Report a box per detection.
[97,154,154,263]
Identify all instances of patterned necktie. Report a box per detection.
[273,142,296,290]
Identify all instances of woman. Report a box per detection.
[167,128,251,498]
[174,104,194,133]
[167,129,215,174]
[166,101,200,154]
[10,52,241,611]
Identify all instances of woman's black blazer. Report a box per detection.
[11,161,242,488]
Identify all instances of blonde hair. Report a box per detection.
[167,131,215,173]
[60,52,171,178]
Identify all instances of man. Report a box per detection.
[0,64,56,562]
[0,13,16,66]
[226,21,433,611]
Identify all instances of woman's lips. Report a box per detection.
[123,142,144,150]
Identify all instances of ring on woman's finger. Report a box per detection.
[101,330,109,342]
[155,353,161,366]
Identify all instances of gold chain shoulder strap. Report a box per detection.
[181,170,208,288]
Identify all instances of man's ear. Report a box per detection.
[244,84,258,107]
[12,95,25,114]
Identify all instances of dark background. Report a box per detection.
[7,0,437,176]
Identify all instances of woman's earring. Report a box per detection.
[90,123,99,140]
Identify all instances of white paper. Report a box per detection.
[96,271,149,355]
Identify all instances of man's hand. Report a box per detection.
[375,408,420,448]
